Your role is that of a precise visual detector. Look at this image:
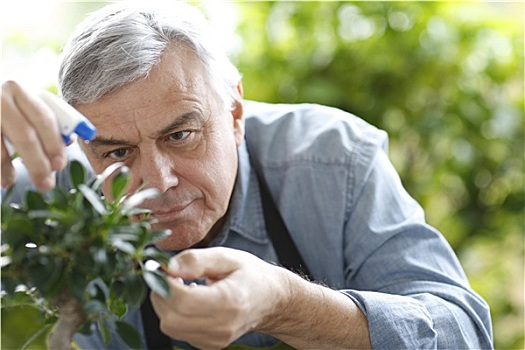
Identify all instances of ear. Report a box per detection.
[231,81,245,147]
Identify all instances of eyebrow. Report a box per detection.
[153,111,202,138]
[87,111,202,150]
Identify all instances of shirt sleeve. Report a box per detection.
[341,144,493,349]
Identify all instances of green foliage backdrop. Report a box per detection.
[1,1,523,349]
[232,2,524,349]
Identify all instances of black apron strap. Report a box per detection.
[246,140,312,279]
[253,163,313,279]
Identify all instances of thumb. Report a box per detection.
[167,247,241,281]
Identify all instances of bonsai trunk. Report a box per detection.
[47,292,86,350]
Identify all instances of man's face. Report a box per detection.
[75,45,244,250]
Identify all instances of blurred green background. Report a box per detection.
[1,1,523,349]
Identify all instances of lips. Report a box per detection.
[149,201,193,222]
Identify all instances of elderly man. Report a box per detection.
[1,2,492,349]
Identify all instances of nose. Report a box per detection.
[132,150,179,193]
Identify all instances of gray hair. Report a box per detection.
[58,1,241,107]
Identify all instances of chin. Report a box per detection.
[153,230,205,251]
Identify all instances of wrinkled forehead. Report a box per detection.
[75,44,220,113]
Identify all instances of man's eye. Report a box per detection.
[169,131,191,142]
[106,148,130,160]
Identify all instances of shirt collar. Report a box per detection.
[208,140,269,246]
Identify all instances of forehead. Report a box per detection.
[75,44,218,128]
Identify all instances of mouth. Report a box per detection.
[149,202,193,223]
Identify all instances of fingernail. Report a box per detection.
[51,156,65,171]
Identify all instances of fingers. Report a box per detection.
[10,83,65,170]
[149,248,285,349]
[150,282,242,350]
[151,249,248,318]
[1,137,15,188]
[151,273,224,316]
[166,247,242,281]
[1,81,66,190]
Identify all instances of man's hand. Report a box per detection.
[1,80,66,190]
[150,247,372,350]
[150,247,290,350]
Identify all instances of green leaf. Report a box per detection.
[143,247,171,265]
[121,188,159,214]
[0,290,34,308]
[107,297,128,319]
[122,208,152,216]
[101,252,117,277]
[111,239,135,255]
[135,227,149,248]
[27,210,57,220]
[51,187,69,210]
[92,248,108,266]
[70,270,89,301]
[78,184,107,215]
[115,320,142,350]
[143,270,170,298]
[92,162,124,191]
[122,274,146,307]
[2,217,32,247]
[110,280,125,300]
[69,160,86,189]
[110,232,140,242]
[98,319,112,346]
[110,224,142,239]
[25,190,48,211]
[111,167,130,202]
[21,324,53,350]
[32,258,65,299]
[147,229,172,245]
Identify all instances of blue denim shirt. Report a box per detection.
[4,101,493,349]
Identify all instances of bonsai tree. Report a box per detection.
[1,160,171,349]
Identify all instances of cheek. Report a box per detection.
[179,144,237,209]
[201,148,238,205]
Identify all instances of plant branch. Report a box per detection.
[47,292,86,350]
